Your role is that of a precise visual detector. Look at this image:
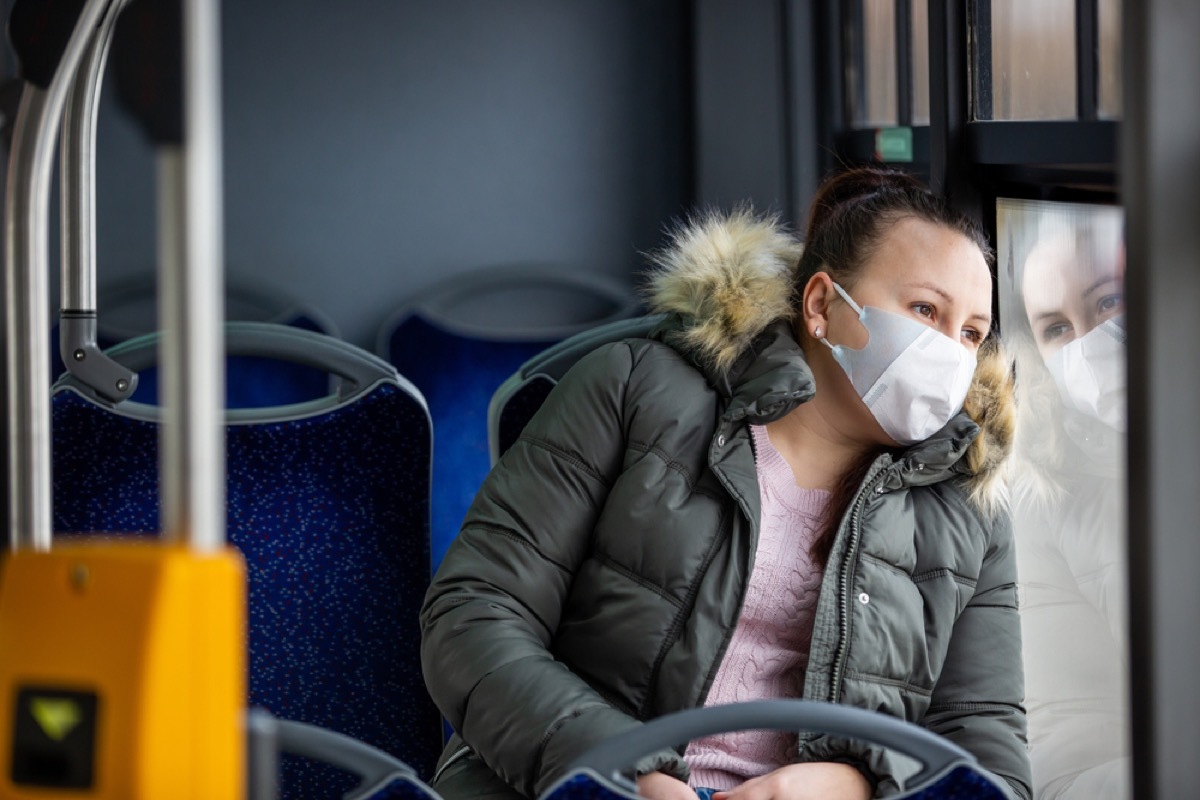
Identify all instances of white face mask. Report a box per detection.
[820,282,978,445]
[1045,316,1126,432]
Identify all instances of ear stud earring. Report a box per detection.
[814,326,822,338]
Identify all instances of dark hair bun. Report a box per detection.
[804,166,925,244]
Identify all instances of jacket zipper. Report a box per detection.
[429,745,472,784]
[691,423,759,709]
[828,468,887,703]
[694,514,745,708]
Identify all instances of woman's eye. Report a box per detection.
[1097,293,1124,315]
[912,303,935,318]
[1041,321,1072,342]
[962,329,983,345]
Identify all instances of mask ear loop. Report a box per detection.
[1099,315,1127,343]
[820,281,865,350]
[830,281,864,315]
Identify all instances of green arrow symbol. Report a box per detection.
[30,697,82,741]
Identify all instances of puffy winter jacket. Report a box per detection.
[420,212,1031,799]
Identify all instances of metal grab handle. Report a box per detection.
[570,700,977,789]
[246,709,429,800]
[97,321,398,402]
[59,313,139,402]
[275,718,419,800]
[5,0,123,551]
[59,0,139,403]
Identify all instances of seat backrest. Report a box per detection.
[543,700,1011,800]
[378,267,640,571]
[248,710,443,800]
[487,314,665,465]
[52,322,442,795]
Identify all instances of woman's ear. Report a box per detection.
[801,272,836,340]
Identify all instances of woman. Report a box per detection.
[1004,206,1130,798]
[420,167,1030,800]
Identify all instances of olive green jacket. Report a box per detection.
[420,212,1030,799]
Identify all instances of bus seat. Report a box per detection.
[541,700,1011,800]
[377,267,640,571]
[52,275,341,408]
[51,322,442,795]
[249,710,442,800]
[486,314,665,465]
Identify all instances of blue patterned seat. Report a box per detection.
[378,267,639,570]
[52,322,442,796]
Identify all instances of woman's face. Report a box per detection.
[831,216,993,352]
[1021,232,1125,361]
[802,216,992,447]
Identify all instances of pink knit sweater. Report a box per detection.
[685,425,830,791]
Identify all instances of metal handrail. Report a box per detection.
[59,0,139,404]
[5,0,123,551]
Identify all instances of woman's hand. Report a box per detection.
[637,771,701,800]
[711,762,871,800]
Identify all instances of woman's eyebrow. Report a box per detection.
[1030,308,1064,324]
[1082,274,1121,298]
[905,281,992,325]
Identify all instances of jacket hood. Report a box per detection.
[646,208,802,375]
[644,210,1015,513]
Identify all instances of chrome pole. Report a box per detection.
[60,17,116,315]
[159,0,225,550]
[5,0,120,550]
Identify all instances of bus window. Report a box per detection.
[1098,0,1122,118]
[850,0,898,127]
[911,0,930,125]
[997,198,1131,798]
[981,0,1076,120]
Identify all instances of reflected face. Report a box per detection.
[1022,232,1125,359]
[832,216,994,352]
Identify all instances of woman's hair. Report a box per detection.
[792,165,994,304]
[798,166,994,567]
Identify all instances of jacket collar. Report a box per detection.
[716,320,816,424]
[652,316,814,423]
[880,413,981,490]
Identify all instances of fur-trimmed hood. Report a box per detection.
[644,210,1015,512]
[645,208,802,373]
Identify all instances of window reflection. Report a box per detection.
[997,199,1131,798]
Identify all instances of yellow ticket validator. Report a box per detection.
[0,541,245,799]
